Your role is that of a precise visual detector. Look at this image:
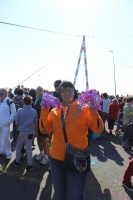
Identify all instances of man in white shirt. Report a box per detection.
[100,92,111,139]
[0,88,16,159]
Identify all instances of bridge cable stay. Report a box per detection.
[73,35,89,91]
[12,45,73,89]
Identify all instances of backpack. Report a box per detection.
[6,99,13,113]
[14,96,23,111]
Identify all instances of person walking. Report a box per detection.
[35,86,49,165]
[13,95,38,170]
[121,96,133,148]
[101,93,111,131]
[52,80,62,98]
[12,88,24,141]
[0,88,16,159]
[108,98,119,134]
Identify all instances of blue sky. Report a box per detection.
[0,0,133,96]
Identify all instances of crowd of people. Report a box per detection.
[0,81,133,198]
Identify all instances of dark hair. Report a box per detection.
[112,98,117,103]
[54,80,62,87]
[24,95,32,105]
[29,88,36,102]
[127,96,133,103]
[17,88,24,95]
[58,80,78,102]
[102,93,108,99]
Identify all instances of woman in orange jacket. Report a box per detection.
[40,81,104,200]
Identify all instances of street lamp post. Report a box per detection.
[110,51,116,96]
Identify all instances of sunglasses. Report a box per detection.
[54,84,59,87]
[60,88,74,94]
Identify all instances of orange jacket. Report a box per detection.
[40,100,104,161]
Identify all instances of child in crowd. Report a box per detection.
[13,95,38,170]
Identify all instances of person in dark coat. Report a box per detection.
[52,80,62,98]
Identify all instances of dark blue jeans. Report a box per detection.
[49,155,87,200]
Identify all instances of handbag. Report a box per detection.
[61,108,90,174]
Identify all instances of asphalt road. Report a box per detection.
[0,129,133,200]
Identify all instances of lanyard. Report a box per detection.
[34,96,42,105]
[63,104,70,120]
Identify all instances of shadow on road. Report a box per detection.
[0,154,54,200]
[90,134,124,166]
[84,170,111,200]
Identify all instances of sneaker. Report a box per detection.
[13,160,19,168]
[122,141,129,148]
[26,165,33,171]
[122,182,133,191]
[36,153,44,161]
[40,156,49,165]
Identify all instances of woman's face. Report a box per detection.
[60,87,75,104]
[36,87,43,97]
